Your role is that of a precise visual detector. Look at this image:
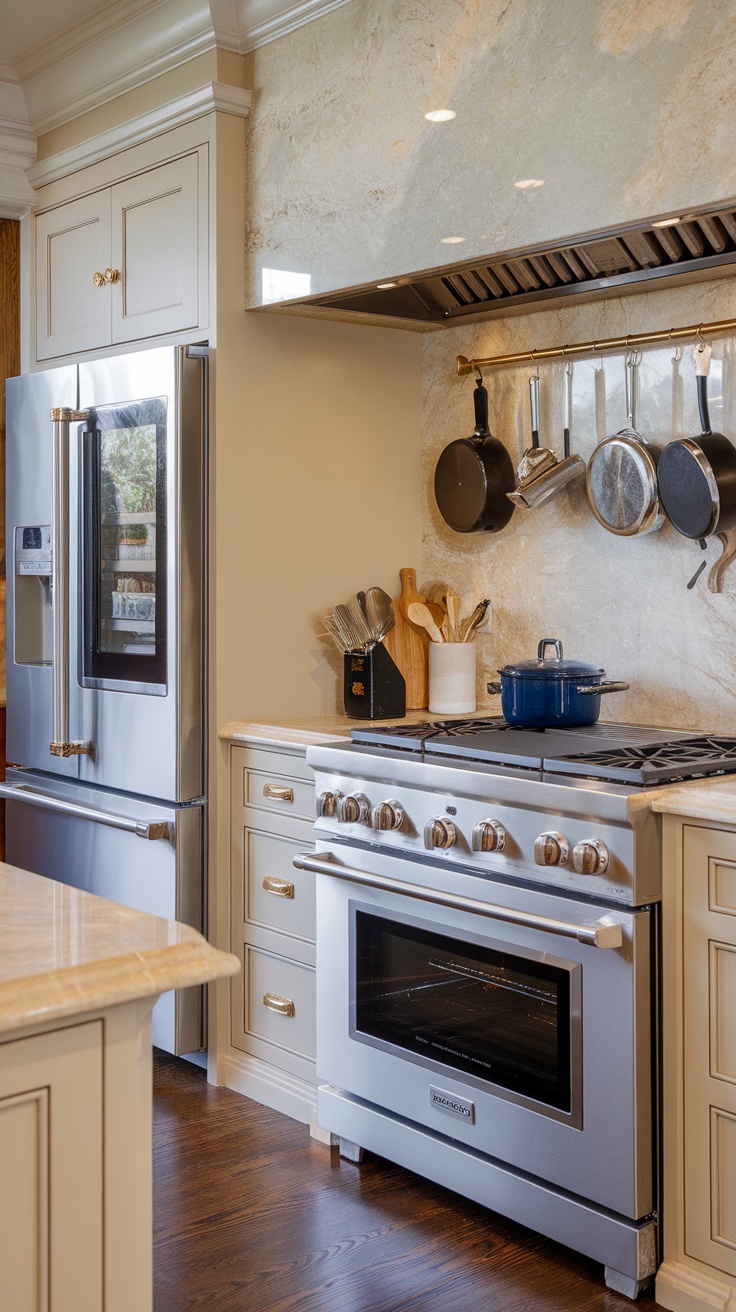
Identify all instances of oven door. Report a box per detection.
[308,842,653,1221]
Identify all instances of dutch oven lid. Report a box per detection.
[499,638,604,681]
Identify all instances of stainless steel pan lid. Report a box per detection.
[586,352,665,536]
[507,364,584,509]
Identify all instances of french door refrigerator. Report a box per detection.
[2,344,208,1054]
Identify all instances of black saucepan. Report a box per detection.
[434,378,516,533]
[657,343,736,539]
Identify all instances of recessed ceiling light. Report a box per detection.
[652,217,682,228]
[514,178,544,190]
[441,236,466,244]
[376,282,399,289]
[425,109,456,122]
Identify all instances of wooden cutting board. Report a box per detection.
[382,567,432,710]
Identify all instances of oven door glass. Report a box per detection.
[81,399,167,691]
[354,910,578,1114]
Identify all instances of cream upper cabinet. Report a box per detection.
[34,151,205,362]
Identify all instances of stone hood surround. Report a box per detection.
[0,862,239,1036]
[245,0,736,309]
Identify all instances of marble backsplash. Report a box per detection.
[422,275,736,733]
[245,0,736,307]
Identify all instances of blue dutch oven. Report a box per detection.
[499,639,629,729]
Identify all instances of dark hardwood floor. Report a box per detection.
[153,1053,666,1312]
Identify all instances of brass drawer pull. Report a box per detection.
[263,876,295,899]
[262,993,294,1017]
[263,783,294,803]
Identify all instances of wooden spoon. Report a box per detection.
[407,602,444,644]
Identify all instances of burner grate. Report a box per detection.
[549,735,736,784]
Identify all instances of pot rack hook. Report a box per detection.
[474,363,484,384]
[697,323,707,351]
[530,348,540,381]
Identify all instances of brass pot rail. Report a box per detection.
[456,316,736,375]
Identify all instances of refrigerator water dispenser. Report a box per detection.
[14,525,52,664]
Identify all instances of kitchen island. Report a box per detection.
[0,861,238,1312]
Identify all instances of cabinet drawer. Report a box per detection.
[245,946,315,1060]
[243,768,315,820]
[243,828,315,941]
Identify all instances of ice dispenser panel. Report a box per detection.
[14,525,52,664]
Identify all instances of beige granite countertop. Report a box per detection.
[641,776,736,824]
[219,705,504,749]
[0,863,239,1037]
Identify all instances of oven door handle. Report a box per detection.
[293,851,624,950]
[0,782,173,840]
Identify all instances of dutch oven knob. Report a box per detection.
[572,839,610,875]
[472,819,507,853]
[337,793,371,824]
[424,818,457,850]
[371,800,405,831]
[533,831,570,867]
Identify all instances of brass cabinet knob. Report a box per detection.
[262,993,294,1017]
[92,268,121,287]
[262,783,294,803]
[262,876,295,899]
[533,831,570,867]
[424,818,457,850]
[572,839,609,875]
[472,819,507,853]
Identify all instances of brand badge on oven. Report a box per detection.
[429,1085,475,1123]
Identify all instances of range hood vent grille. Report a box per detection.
[302,204,736,325]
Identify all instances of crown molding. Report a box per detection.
[234,0,355,52]
[28,81,250,188]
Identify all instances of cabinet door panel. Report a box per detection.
[112,155,199,342]
[0,1020,103,1312]
[36,193,112,360]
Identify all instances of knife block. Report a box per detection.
[344,644,406,719]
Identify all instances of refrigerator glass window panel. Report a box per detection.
[82,398,168,690]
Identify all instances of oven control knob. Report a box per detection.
[371,800,405,831]
[337,792,371,824]
[572,839,610,875]
[424,818,457,850]
[472,819,507,853]
[533,831,570,867]
[316,790,341,818]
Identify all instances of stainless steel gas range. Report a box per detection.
[295,718,736,1300]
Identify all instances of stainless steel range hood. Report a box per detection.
[293,202,736,327]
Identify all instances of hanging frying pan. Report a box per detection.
[657,342,736,539]
[434,376,516,533]
[586,351,664,536]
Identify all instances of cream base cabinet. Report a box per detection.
[34,150,204,362]
[222,743,326,1137]
[0,1001,154,1312]
[657,819,736,1312]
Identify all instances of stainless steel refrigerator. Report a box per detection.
[1,344,207,1054]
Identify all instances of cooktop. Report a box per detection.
[350,717,736,786]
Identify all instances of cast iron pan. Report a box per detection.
[657,343,736,539]
[434,378,516,533]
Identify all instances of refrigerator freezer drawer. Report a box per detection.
[2,769,204,1055]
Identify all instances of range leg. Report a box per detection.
[338,1137,365,1163]
[604,1267,653,1300]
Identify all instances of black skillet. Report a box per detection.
[434,378,516,533]
[657,343,736,539]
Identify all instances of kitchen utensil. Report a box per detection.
[382,567,430,709]
[460,598,491,641]
[400,568,444,627]
[334,603,368,652]
[347,595,374,647]
[364,586,394,640]
[586,351,665,536]
[507,368,584,509]
[407,601,444,644]
[498,638,629,728]
[434,377,516,533]
[657,342,736,539]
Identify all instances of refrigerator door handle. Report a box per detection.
[0,782,173,841]
[49,406,94,760]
